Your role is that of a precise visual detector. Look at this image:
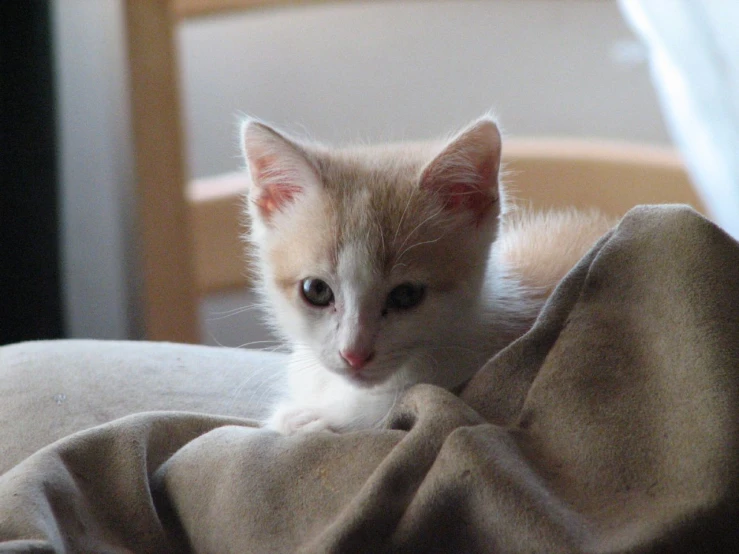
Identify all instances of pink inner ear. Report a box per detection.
[422,157,499,223]
[250,154,304,219]
[254,182,302,218]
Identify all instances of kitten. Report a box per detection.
[241,115,612,434]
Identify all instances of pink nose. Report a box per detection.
[340,350,375,370]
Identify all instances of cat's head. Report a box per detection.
[241,116,504,389]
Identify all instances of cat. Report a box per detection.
[240,115,613,434]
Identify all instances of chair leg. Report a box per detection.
[124,0,199,343]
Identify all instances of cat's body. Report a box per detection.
[241,116,613,434]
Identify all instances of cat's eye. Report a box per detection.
[386,283,426,311]
[301,278,334,307]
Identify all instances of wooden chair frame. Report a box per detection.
[125,0,703,343]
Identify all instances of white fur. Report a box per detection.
[264,252,540,433]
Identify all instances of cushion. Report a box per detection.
[0,340,284,474]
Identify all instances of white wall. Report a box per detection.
[54,0,667,345]
[53,0,140,340]
[179,0,667,180]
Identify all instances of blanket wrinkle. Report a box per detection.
[298,386,486,553]
[0,205,737,553]
[154,425,404,553]
[0,412,255,553]
[502,206,739,552]
[460,227,617,426]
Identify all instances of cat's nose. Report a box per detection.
[340,349,375,371]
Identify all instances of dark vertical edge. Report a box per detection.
[0,0,64,343]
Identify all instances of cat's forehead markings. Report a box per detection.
[337,241,378,292]
[312,144,458,279]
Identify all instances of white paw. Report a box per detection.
[265,406,334,435]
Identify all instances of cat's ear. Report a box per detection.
[419,117,502,222]
[241,119,320,221]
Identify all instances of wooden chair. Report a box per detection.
[124,0,705,343]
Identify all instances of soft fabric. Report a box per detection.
[0,340,285,476]
[1,205,737,553]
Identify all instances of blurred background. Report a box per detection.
[2,0,735,347]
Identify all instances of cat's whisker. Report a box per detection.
[393,205,445,263]
[392,225,452,272]
[206,303,263,320]
[286,350,327,375]
[207,333,227,348]
[232,339,285,351]
[248,373,286,417]
[394,235,445,267]
[392,186,418,246]
[226,365,281,414]
[229,373,269,412]
[206,332,279,352]
[372,208,387,259]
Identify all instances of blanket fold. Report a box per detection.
[1,205,737,553]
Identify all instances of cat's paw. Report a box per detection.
[265,406,335,435]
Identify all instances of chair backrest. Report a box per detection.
[503,138,704,217]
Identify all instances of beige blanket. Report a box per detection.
[1,205,737,553]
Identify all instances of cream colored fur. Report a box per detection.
[241,116,613,434]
